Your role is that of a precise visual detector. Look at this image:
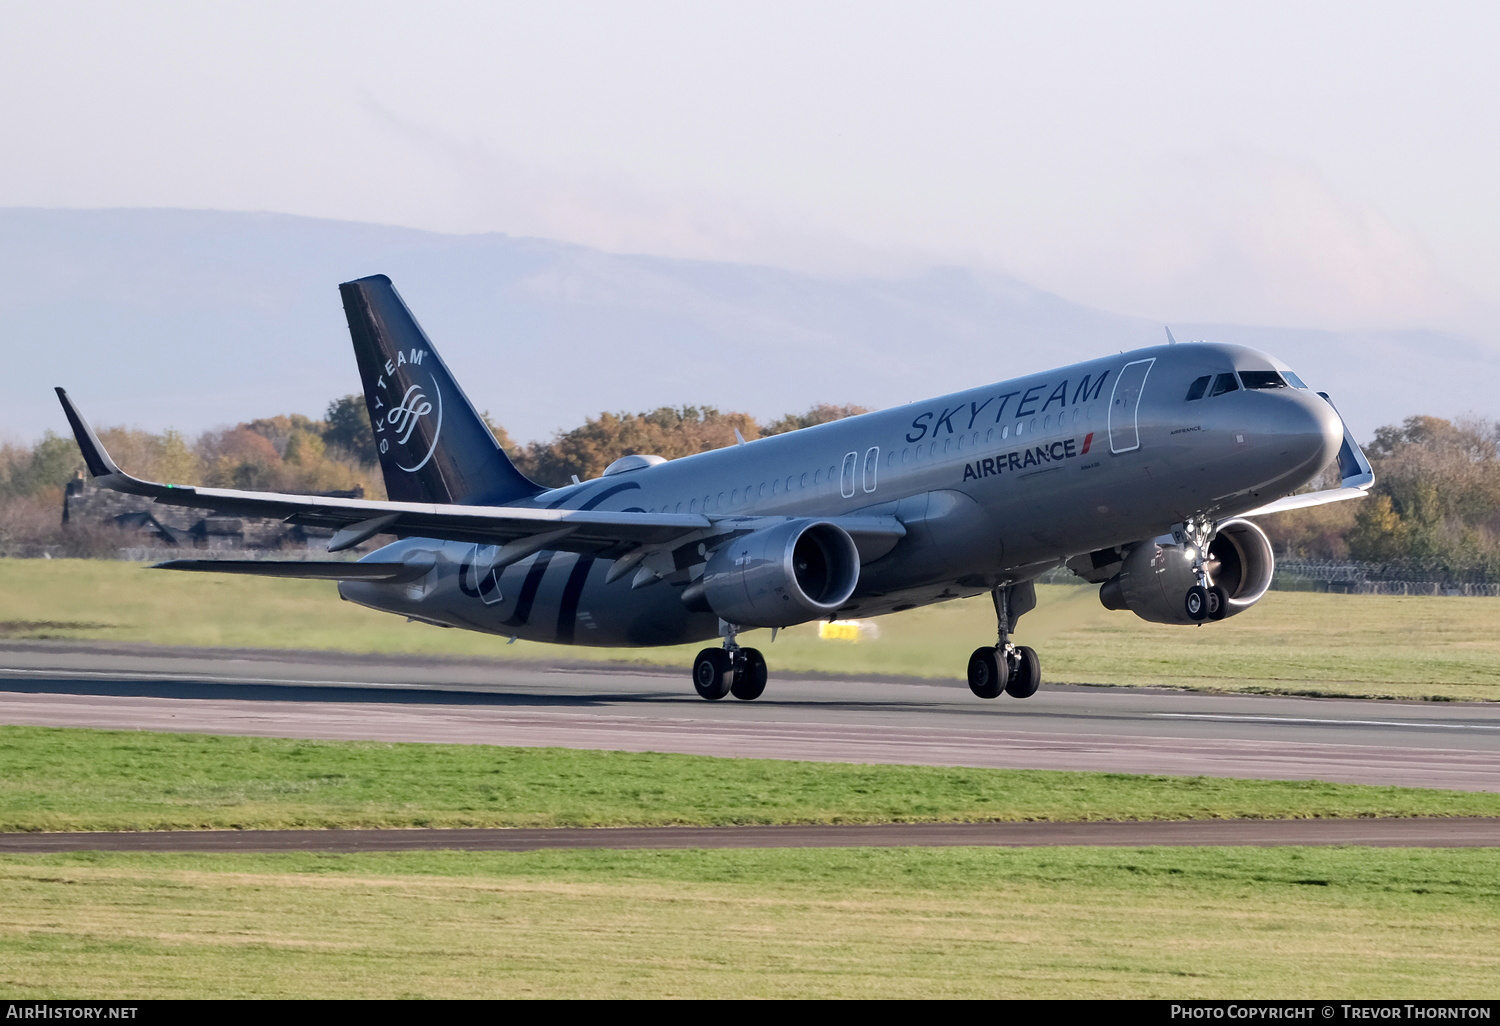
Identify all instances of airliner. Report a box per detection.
[56,275,1373,701]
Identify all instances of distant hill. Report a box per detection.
[4,207,1496,444]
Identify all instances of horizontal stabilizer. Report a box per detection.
[152,560,428,582]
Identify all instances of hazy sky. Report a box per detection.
[4,1,1498,340]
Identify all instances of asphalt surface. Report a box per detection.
[2,639,1498,793]
[5,818,1500,853]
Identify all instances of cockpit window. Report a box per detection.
[1239,370,1288,390]
[1184,376,1210,401]
[1209,372,1240,397]
[1282,371,1309,389]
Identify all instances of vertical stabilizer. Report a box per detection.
[339,274,541,505]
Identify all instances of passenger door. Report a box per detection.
[1108,358,1155,454]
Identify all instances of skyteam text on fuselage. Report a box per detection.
[56,274,1373,701]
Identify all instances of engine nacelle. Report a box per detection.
[699,519,861,628]
[1098,518,1274,625]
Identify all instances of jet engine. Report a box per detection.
[699,519,861,628]
[1098,518,1274,625]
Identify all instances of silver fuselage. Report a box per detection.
[340,342,1342,646]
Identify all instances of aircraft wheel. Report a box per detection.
[1185,585,1208,622]
[1207,585,1228,621]
[967,647,1007,699]
[692,648,734,700]
[1005,645,1041,698]
[731,648,768,701]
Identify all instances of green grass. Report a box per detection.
[4,559,1500,700]
[2,846,1497,998]
[4,725,1500,832]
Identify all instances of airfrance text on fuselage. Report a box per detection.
[963,433,1094,482]
[905,371,1111,443]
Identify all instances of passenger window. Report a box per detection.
[814,470,822,485]
[1002,425,1010,439]
[689,499,697,513]
[986,429,994,443]
[798,473,806,488]
[731,488,739,505]
[1210,373,1239,397]
[1185,375,1210,401]
[1239,370,1287,390]
[1016,422,1025,437]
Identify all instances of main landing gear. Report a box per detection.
[968,582,1041,700]
[692,623,767,701]
[1178,517,1228,623]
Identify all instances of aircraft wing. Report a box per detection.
[1240,392,1375,518]
[57,388,905,565]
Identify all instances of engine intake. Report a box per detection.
[1098,518,1274,625]
[699,519,861,627]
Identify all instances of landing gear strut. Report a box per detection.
[968,582,1041,700]
[1177,517,1228,623]
[692,621,767,701]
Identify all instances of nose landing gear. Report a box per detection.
[1178,517,1228,623]
[692,622,767,701]
[968,582,1041,700]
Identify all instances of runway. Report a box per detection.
[3,639,1498,792]
[5,818,1500,853]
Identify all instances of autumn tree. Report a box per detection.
[1346,415,1500,572]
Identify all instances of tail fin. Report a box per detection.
[339,274,541,506]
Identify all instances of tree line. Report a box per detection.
[3,397,1497,574]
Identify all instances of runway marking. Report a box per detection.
[1152,713,1500,732]
[0,667,428,690]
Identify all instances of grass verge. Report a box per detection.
[4,725,1500,831]
[4,559,1500,700]
[2,846,1498,998]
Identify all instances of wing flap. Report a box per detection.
[152,560,429,582]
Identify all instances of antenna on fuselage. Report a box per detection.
[1165,327,1179,345]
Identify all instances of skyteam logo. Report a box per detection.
[371,348,443,473]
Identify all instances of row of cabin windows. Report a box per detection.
[643,402,1098,513]
[1184,368,1306,401]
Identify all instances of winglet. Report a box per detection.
[54,387,122,478]
[1165,327,1179,345]
[1318,392,1375,491]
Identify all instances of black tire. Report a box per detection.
[1005,645,1041,698]
[731,648,768,701]
[692,648,733,700]
[967,646,1006,699]
[1185,585,1208,622]
[1207,585,1228,621]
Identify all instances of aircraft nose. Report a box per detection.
[1265,388,1344,477]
